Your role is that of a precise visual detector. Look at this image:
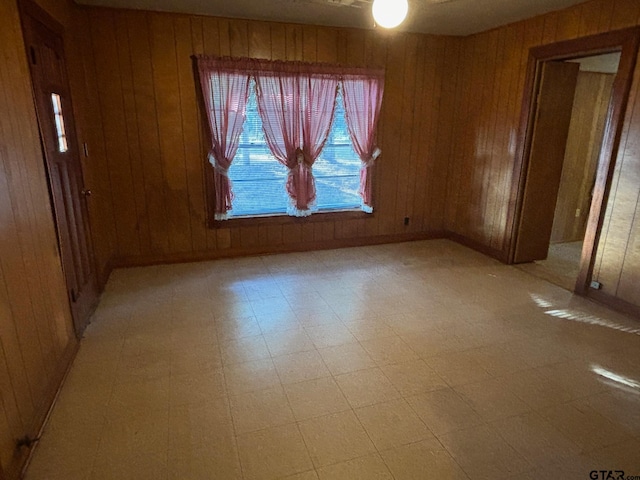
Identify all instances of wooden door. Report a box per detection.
[513,61,580,263]
[21,4,98,335]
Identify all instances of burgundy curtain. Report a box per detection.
[256,74,338,216]
[342,75,385,212]
[197,59,251,220]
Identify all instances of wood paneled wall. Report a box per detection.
[0,0,77,477]
[551,71,615,244]
[70,7,460,266]
[445,0,640,308]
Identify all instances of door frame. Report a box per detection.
[505,27,640,295]
[19,0,99,335]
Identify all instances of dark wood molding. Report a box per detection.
[587,289,640,320]
[112,231,447,268]
[17,0,64,36]
[446,232,508,263]
[209,209,373,229]
[504,27,640,294]
[11,338,79,480]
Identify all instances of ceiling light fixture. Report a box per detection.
[372,0,408,29]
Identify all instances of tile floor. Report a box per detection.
[25,239,640,480]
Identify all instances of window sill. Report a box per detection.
[208,209,372,229]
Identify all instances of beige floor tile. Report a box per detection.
[538,401,634,453]
[490,412,582,467]
[317,453,393,479]
[405,388,483,436]
[272,350,331,384]
[170,369,227,405]
[380,359,448,396]
[220,335,271,365]
[256,311,303,334]
[170,324,218,349]
[168,397,233,449]
[591,439,640,471]
[400,330,464,359]
[318,343,376,376]
[305,324,358,349]
[110,377,170,412]
[224,358,281,395]
[263,329,316,357]
[425,351,493,387]
[237,423,313,480]
[344,318,397,342]
[284,376,351,421]
[170,343,222,376]
[454,378,531,422]
[360,335,419,366]
[94,407,169,466]
[115,351,172,384]
[355,398,438,450]
[334,368,401,408]
[440,425,531,480]
[282,471,320,480]
[230,387,295,434]
[299,410,376,468]
[380,442,468,480]
[91,451,168,480]
[498,368,575,410]
[25,421,102,480]
[168,442,243,480]
[28,240,640,480]
[216,316,262,342]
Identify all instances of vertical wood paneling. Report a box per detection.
[0,0,76,476]
[445,0,640,311]
[76,8,452,266]
[551,72,614,244]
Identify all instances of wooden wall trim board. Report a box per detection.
[112,231,447,268]
[587,288,640,319]
[16,339,79,480]
[445,232,508,263]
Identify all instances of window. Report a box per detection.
[228,81,362,217]
[195,56,384,222]
[51,93,68,153]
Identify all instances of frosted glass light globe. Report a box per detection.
[372,0,409,29]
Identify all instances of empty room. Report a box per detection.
[2,0,640,479]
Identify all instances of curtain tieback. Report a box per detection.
[208,152,230,176]
[295,148,313,170]
[364,147,382,168]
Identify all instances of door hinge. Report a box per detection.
[29,46,37,65]
[70,288,78,302]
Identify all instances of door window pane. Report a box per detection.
[51,93,68,153]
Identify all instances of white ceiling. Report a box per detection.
[73,0,590,36]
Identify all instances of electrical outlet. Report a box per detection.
[575,208,581,218]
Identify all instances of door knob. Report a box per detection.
[82,189,92,197]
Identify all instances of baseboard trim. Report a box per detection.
[10,338,79,480]
[587,289,640,319]
[112,231,447,268]
[445,232,508,263]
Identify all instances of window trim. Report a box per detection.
[195,55,385,226]
[207,207,372,229]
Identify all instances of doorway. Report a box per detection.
[517,53,620,291]
[20,1,99,335]
[507,27,640,298]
